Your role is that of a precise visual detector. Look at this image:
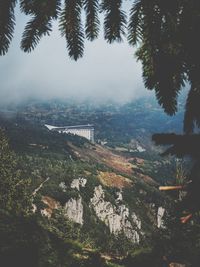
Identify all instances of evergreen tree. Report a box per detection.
[0,130,82,266]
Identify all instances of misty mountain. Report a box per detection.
[1,96,184,144]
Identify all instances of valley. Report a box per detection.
[0,97,191,267]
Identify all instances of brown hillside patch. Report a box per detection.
[89,144,136,175]
[67,142,156,185]
[97,171,133,189]
[41,196,60,218]
[67,142,136,175]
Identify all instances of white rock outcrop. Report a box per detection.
[64,197,84,225]
[116,190,123,203]
[90,185,141,243]
[59,178,87,192]
[50,178,87,224]
[59,182,67,192]
[71,178,87,191]
[136,144,146,152]
[157,206,165,228]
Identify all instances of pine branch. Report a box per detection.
[152,133,200,158]
[20,0,61,52]
[84,0,100,41]
[21,16,52,52]
[184,86,200,134]
[128,0,143,46]
[59,0,84,61]
[20,0,61,18]
[101,0,126,43]
[0,0,17,55]
[20,0,35,15]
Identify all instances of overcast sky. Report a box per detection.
[0,4,151,105]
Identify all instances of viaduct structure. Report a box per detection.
[45,124,94,142]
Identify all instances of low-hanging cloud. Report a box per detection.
[0,7,151,105]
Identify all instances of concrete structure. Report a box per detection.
[45,124,94,142]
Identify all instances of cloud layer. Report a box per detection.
[0,7,151,105]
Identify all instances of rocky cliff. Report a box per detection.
[41,176,166,245]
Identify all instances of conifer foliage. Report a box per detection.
[0,0,17,55]
[101,0,126,43]
[59,0,84,60]
[84,0,100,41]
[0,130,31,215]
[0,130,83,266]
[20,0,61,53]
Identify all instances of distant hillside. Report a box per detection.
[0,97,181,185]
[0,98,187,266]
[0,96,184,149]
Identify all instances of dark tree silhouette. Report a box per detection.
[153,134,200,217]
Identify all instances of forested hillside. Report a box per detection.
[1,96,184,147]
[1,97,198,267]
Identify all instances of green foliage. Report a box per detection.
[139,157,176,184]
[2,97,182,151]
[81,201,112,250]
[101,0,126,43]
[0,212,84,267]
[150,207,200,267]
[84,251,106,267]
[80,173,99,203]
[0,130,89,267]
[0,101,194,266]
[84,0,100,41]
[20,0,60,52]
[132,5,185,115]
[123,247,161,267]
[59,0,84,60]
[0,0,17,55]
[127,0,200,132]
[106,263,124,267]
[184,87,200,133]
[0,130,31,215]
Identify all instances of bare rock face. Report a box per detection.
[71,178,87,191]
[41,178,86,224]
[58,178,86,225]
[64,197,84,225]
[157,206,165,228]
[59,178,87,192]
[90,185,141,243]
[116,190,123,203]
[41,178,165,242]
